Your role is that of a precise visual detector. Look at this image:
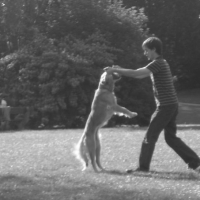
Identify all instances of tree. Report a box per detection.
[0,0,150,128]
[123,0,200,89]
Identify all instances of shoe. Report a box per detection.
[126,167,149,173]
[195,165,200,173]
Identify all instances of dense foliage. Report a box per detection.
[0,0,153,128]
[1,0,199,128]
[123,0,200,89]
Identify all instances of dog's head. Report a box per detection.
[98,71,121,92]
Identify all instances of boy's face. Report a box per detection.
[142,45,157,60]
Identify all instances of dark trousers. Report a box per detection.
[139,103,200,170]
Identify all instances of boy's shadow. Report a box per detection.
[104,169,200,181]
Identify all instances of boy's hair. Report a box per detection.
[142,37,163,55]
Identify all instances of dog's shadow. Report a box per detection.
[103,169,200,181]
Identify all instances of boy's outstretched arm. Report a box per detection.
[103,66,151,79]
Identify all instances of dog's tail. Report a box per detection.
[73,134,89,171]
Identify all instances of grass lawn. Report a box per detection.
[0,127,200,200]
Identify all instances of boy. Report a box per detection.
[104,37,200,173]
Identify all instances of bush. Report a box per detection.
[0,1,152,128]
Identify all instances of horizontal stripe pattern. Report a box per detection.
[146,58,178,106]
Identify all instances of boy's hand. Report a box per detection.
[103,66,114,74]
[112,65,122,69]
[103,65,122,74]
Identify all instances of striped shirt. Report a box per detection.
[146,57,178,106]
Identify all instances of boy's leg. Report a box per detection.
[164,107,200,169]
[138,104,178,171]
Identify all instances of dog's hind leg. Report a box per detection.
[81,155,89,171]
[74,135,89,171]
[79,141,89,171]
[86,135,99,172]
[95,130,105,172]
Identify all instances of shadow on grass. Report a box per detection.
[0,175,43,200]
[0,174,175,200]
[0,173,199,200]
[0,174,149,200]
[0,174,95,200]
[104,169,200,181]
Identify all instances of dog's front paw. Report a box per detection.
[130,112,138,118]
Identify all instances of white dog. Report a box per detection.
[74,70,137,172]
